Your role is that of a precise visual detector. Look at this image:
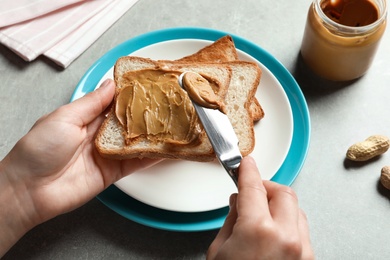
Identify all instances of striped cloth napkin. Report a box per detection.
[0,0,139,68]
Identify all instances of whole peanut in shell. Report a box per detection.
[380,166,390,190]
[346,135,390,161]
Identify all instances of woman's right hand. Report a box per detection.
[207,156,314,259]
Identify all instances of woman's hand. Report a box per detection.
[207,157,314,260]
[0,79,160,256]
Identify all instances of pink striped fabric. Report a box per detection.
[0,0,139,68]
[0,0,87,27]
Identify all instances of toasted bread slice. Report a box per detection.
[177,35,239,63]
[177,35,264,121]
[95,56,261,161]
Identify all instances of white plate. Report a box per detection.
[95,39,293,212]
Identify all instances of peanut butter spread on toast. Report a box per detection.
[115,69,224,146]
[182,72,226,113]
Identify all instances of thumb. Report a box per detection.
[62,79,115,126]
[207,193,238,259]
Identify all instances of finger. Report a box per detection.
[263,180,299,229]
[97,156,164,187]
[214,194,238,242]
[119,157,163,178]
[207,194,238,259]
[61,79,115,126]
[298,209,315,259]
[237,156,270,219]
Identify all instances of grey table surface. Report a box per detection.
[1,0,390,259]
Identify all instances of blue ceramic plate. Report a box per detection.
[71,27,310,231]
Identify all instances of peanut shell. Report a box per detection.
[380,166,390,190]
[346,135,390,161]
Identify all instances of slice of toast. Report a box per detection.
[177,35,239,63]
[95,56,261,161]
[177,35,264,122]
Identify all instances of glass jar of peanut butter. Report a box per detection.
[300,0,387,81]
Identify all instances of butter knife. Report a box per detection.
[178,72,242,186]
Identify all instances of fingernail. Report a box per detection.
[245,156,256,166]
[100,79,112,89]
[229,194,237,208]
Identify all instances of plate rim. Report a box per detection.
[71,27,311,231]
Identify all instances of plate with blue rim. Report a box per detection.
[71,27,310,232]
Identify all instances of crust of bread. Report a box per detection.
[249,96,264,121]
[177,35,239,63]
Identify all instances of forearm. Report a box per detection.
[0,157,36,257]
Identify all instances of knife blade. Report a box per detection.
[179,72,242,186]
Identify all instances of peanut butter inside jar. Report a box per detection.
[300,0,387,81]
